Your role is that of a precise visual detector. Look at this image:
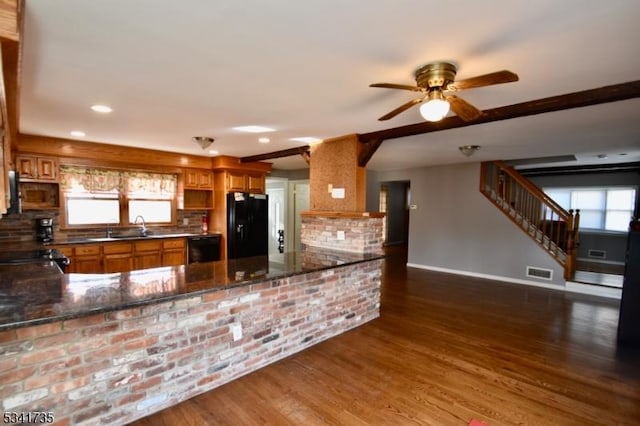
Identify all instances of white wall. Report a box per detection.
[371,162,566,286]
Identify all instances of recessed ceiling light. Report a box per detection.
[70,130,86,138]
[232,125,275,133]
[91,104,113,113]
[258,137,270,144]
[290,137,322,144]
[208,149,219,155]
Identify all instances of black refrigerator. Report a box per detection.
[227,192,268,259]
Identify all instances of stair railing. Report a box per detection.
[480,161,580,280]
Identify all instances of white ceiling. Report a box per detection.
[18,0,640,171]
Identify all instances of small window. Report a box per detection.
[128,200,172,223]
[67,195,120,225]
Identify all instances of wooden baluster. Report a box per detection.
[564,209,575,280]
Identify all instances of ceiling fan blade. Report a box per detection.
[378,98,423,121]
[370,83,423,92]
[447,70,519,91]
[446,95,482,121]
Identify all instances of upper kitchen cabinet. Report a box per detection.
[184,169,213,189]
[225,171,265,194]
[14,154,60,210]
[179,168,215,210]
[15,154,58,181]
[212,156,271,195]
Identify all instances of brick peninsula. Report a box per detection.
[0,246,383,425]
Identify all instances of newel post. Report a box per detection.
[564,209,581,280]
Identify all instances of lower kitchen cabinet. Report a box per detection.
[56,237,187,273]
[103,242,134,273]
[69,245,101,273]
[162,238,186,266]
[134,240,163,270]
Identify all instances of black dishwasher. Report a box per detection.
[187,235,221,263]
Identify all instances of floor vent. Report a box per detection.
[526,266,553,281]
[588,249,606,259]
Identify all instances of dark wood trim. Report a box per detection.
[359,80,640,143]
[300,150,310,165]
[239,145,310,163]
[358,138,384,167]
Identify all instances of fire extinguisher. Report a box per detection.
[201,213,208,234]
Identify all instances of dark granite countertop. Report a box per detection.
[0,249,384,331]
[0,233,220,250]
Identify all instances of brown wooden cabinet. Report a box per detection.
[162,238,186,266]
[134,240,163,270]
[225,171,265,194]
[180,169,215,210]
[15,154,59,210]
[15,154,58,181]
[103,242,133,273]
[70,245,102,273]
[184,169,212,189]
[56,237,187,273]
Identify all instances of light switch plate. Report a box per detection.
[336,230,345,241]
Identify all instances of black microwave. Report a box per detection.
[7,170,21,214]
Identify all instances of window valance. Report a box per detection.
[60,166,176,197]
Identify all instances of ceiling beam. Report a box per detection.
[359,80,640,143]
[240,145,310,163]
[238,80,640,165]
[358,138,384,167]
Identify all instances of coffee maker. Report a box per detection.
[36,217,54,242]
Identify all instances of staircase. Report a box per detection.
[480,161,580,280]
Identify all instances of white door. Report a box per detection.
[266,179,287,255]
[289,181,310,251]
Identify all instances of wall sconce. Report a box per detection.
[459,145,481,157]
[192,136,215,150]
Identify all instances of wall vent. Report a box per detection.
[588,249,606,259]
[526,266,553,281]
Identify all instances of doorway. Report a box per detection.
[288,180,310,251]
[266,179,287,255]
[380,181,410,246]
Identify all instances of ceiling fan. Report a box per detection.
[370,62,519,122]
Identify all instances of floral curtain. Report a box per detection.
[60,166,176,197]
[59,166,122,193]
[126,171,176,199]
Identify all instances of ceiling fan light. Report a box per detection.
[419,90,450,122]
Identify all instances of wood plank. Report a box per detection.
[0,0,19,42]
[16,134,214,170]
[130,246,640,425]
[359,80,640,143]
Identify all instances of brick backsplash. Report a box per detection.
[300,216,384,254]
[0,259,382,425]
[0,210,206,242]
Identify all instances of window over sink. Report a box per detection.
[60,166,177,228]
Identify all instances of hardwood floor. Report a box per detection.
[130,246,640,425]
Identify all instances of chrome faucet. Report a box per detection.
[134,215,147,236]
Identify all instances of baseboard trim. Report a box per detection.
[406,263,621,299]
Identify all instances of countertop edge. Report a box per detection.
[0,254,385,332]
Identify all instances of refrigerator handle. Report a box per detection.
[237,223,244,240]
